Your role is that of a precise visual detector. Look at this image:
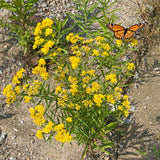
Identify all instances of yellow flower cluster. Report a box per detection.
[117,38,138,47]
[82,38,93,44]
[118,95,131,117]
[36,121,54,139]
[32,59,50,80]
[45,28,53,36]
[27,80,42,96]
[43,121,54,133]
[105,73,117,83]
[81,70,95,87]
[36,130,43,139]
[93,94,105,106]
[95,36,104,42]
[33,36,45,49]
[29,105,45,126]
[106,95,115,104]
[33,18,54,50]
[3,84,16,105]
[82,99,93,107]
[12,68,25,84]
[69,56,80,69]
[66,33,83,43]
[41,40,54,55]
[54,123,72,143]
[55,64,68,82]
[3,68,26,104]
[66,117,72,122]
[126,63,135,70]
[92,49,99,56]
[24,96,32,103]
[34,18,53,36]
[114,87,122,100]
[82,45,91,53]
[116,39,122,46]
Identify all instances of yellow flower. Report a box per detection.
[101,51,109,56]
[82,38,93,44]
[107,95,115,104]
[66,33,74,41]
[54,129,72,143]
[81,71,86,76]
[95,36,104,42]
[3,84,12,96]
[82,76,90,84]
[75,104,80,110]
[5,90,16,105]
[29,105,45,126]
[82,45,91,53]
[100,43,110,51]
[87,70,95,76]
[36,130,43,139]
[126,63,135,70]
[71,45,79,51]
[57,48,61,52]
[41,18,53,28]
[70,84,78,95]
[123,109,129,117]
[92,49,99,56]
[38,59,46,66]
[69,56,80,69]
[131,38,138,47]
[86,87,92,94]
[93,94,105,106]
[66,117,72,122]
[68,103,74,109]
[34,23,42,36]
[73,50,81,56]
[51,52,58,57]
[91,82,100,92]
[68,76,78,84]
[45,28,53,36]
[14,86,21,94]
[43,121,54,133]
[54,123,65,131]
[105,73,117,83]
[56,85,62,94]
[41,46,49,55]
[70,35,78,44]
[12,76,20,84]
[83,100,93,107]
[116,39,122,46]
[24,96,32,103]
[58,98,66,107]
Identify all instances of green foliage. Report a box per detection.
[0,0,39,53]
[2,0,140,159]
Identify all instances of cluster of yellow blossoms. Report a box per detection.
[33,18,55,55]
[54,123,72,143]
[3,68,25,104]
[32,59,50,80]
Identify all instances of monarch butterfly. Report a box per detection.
[107,23,144,39]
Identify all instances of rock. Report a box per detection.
[0,132,7,145]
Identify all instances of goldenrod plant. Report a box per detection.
[2,0,140,159]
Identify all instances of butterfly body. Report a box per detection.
[107,23,144,39]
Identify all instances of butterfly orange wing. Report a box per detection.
[107,24,125,39]
[107,23,144,39]
[124,24,144,39]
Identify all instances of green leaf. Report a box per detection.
[103,122,118,134]
[137,150,147,156]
